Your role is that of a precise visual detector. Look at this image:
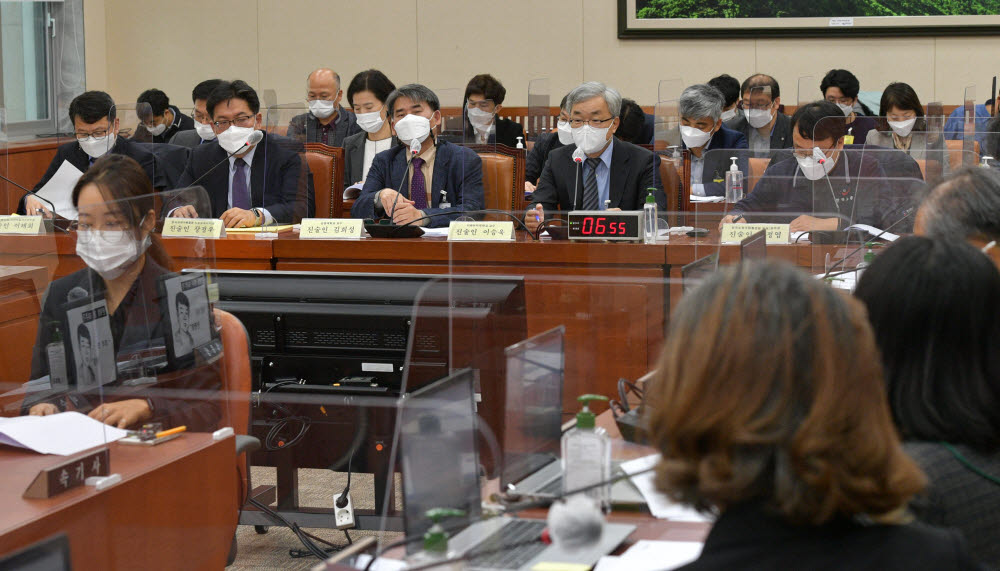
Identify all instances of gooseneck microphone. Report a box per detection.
[185,130,264,190]
[1,172,58,217]
[387,137,424,222]
[819,203,915,280]
[571,146,586,210]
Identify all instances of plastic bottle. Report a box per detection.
[407,508,466,570]
[725,156,744,203]
[46,322,68,391]
[981,155,994,168]
[643,188,658,244]
[562,394,611,510]
[855,242,876,280]
[515,136,524,149]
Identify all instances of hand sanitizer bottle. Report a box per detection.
[562,394,611,511]
[643,188,658,244]
[725,157,744,203]
[407,508,466,570]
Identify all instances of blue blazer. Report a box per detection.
[683,125,749,197]
[351,139,484,228]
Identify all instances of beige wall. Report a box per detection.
[86,0,993,112]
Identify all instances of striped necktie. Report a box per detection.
[582,158,601,210]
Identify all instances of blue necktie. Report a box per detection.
[232,158,250,210]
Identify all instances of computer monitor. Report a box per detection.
[0,533,71,571]
[681,252,719,293]
[500,326,565,492]
[740,229,767,261]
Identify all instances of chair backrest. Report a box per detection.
[465,144,527,213]
[303,143,345,218]
[915,159,927,179]
[945,139,980,171]
[215,309,252,500]
[658,157,682,227]
[748,158,769,194]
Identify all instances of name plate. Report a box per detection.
[721,223,790,244]
[448,221,515,241]
[0,215,44,235]
[23,447,111,499]
[162,218,225,239]
[300,218,364,239]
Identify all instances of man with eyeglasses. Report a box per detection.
[724,74,793,159]
[525,82,661,233]
[821,69,876,145]
[169,80,314,228]
[22,91,159,217]
[286,68,359,148]
[720,101,888,233]
[679,84,748,198]
[168,79,224,148]
[350,83,484,227]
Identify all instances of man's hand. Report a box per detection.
[789,215,839,233]
[524,181,536,194]
[88,399,153,429]
[391,203,426,226]
[379,189,412,214]
[24,196,53,218]
[718,214,746,231]
[525,204,545,233]
[29,403,58,416]
[607,207,622,212]
[221,208,258,228]
[170,205,199,218]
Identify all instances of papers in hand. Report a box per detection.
[35,161,84,220]
[0,411,128,456]
[343,182,363,200]
[619,454,714,522]
[845,223,899,242]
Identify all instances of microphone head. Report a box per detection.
[409,138,422,155]
[547,495,604,550]
[246,130,264,146]
[812,146,827,163]
[572,148,586,163]
[67,286,88,302]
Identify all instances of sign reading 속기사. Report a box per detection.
[720,223,790,244]
[299,218,364,239]
[162,218,225,239]
[447,221,515,242]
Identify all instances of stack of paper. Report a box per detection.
[35,161,84,220]
[619,454,713,522]
[0,411,128,455]
[594,540,703,571]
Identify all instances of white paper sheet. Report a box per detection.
[845,223,899,242]
[619,454,713,522]
[419,227,451,237]
[0,411,128,455]
[689,195,725,203]
[34,160,84,220]
[617,540,703,570]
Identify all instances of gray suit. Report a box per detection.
[342,131,399,186]
[865,130,950,176]
[168,129,208,149]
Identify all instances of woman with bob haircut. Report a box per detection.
[855,236,1000,567]
[646,260,980,570]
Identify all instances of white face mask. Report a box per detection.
[355,109,385,134]
[836,102,854,116]
[795,147,838,181]
[467,106,495,132]
[721,108,738,122]
[76,231,151,279]
[746,108,773,129]
[571,124,611,155]
[147,122,167,137]
[217,125,256,154]
[556,119,574,145]
[888,118,916,138]
[79,134,116,159]
[680,125,713,149]
[393,114,432,146]
[309,99,336,119]
[194,120,216,141]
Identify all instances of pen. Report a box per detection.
[155,425,187,439]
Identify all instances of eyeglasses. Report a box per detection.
[568,117,615,128]
[212,115,255,130]
[74,129,110,140]
[76,221,134,244]
[826,96,854,105]
[467,100,495,111]
[738,100,773,111]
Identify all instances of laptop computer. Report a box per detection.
[740,229,767,261]
[681,252,720,293]
[400,368,635,571]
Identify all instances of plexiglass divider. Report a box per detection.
[526,78,550,146]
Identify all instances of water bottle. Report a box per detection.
[643,188,658,244]
[725,156,744,203]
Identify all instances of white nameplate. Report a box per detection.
[299,218,364,239]
[0,215,44,235]
[721,223,790,244]
[447,221,515,241]
[162,218,225,239]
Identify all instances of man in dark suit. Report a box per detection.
[351,84,484,228]
[724,74,793,159]
[169,79,224,148]
[679,84,749,198]
[286,68,360,147]
[526,82,661,232]
[169,80,313,227]
[462,74,525,147]
[133,89,195,144]
[23,91,160,215]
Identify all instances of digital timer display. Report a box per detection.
[567,211,644,242]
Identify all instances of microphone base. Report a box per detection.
[364,220,425,239]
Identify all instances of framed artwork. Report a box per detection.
[619,0,1000,38]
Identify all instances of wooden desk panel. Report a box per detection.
[0,434,238,570]
[1,138,62,215]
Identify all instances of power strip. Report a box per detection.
[334,491,356,530]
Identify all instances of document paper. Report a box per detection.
[619,453,714,522]
[0,411,128,455]
[34,160,84,220]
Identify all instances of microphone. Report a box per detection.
[571,147,586,210]
[0,172,64,226]
[819,204,915,280]
[184,130,263,190]
[387,139,423,222]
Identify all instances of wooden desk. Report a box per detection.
[0,433,238,570]
[0,138,62,215]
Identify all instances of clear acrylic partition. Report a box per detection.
[265,102,309,142]
[922,103,949,184]
[652,99,680,151]
[458,100,498,223]
[435,88,467,145]
[797,75,819,106]
[657,78,684,105]
[111,102,154,143]
[963,85,978,166]
[260,89,279,110]
[743,86,775,159]
[464,98,498,147]
[0,108,8,214]
[259,103,313,224]
[526,78,551,147]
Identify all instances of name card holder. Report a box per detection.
[448,221,515,242]
[0,215,45,235]
[299,218,364,239]
[162,218,225,239]
[720,223,791,244]
[23,447,111,499]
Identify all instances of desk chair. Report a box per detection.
[748,157,769,194]
[465,143,527,215]
[302,144,345,218]
[945,139,980,171]
[659,157,682,228]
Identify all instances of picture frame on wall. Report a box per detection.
[619,0,1000,39]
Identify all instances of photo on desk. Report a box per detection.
[63,296,116,392]
[159,272,217,366]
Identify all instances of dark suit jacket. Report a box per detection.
[23,136,161,214]
[167,129,208,148]
[683,125,749,197]
[525,131,565,184]
[173,133,313,223]
[530,139,663,213]
[680,502,982,570]
[342,131,399,186]
[462,115,525,148]
[286,106,360,147]
[350,139,484,228]
[133,106,195,144]
[724,112,793,159]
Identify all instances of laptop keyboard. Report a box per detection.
[537,477,562,496]
[467,519,547,570]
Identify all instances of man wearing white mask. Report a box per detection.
[170,80,313,227]
[526,82,661,233]
[169,79,224,148]
[134,89,195,144]
[679,84,748,197]
[720,101,887,233]
[524,93,572,193]
[23,91,159,216]
[286,68,359,147]
[821,69,876,145]
[462,74,524,147]
[351,84,484,228]
[724,75,793,159]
